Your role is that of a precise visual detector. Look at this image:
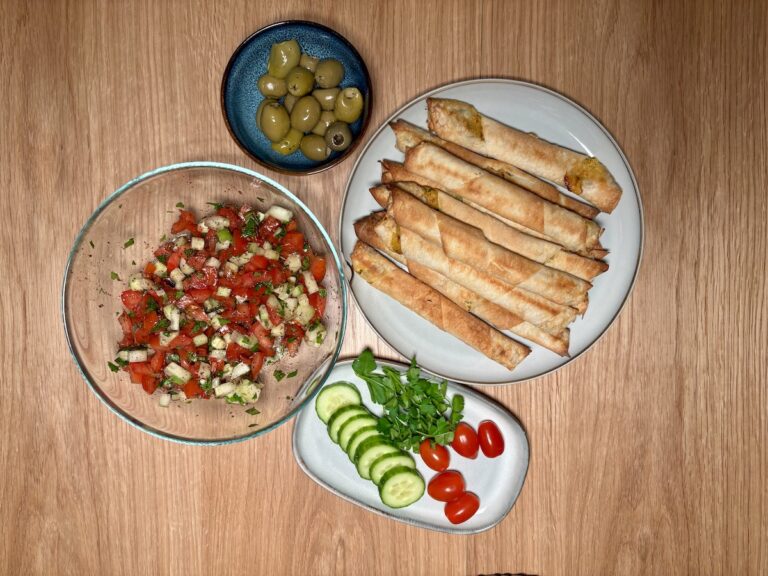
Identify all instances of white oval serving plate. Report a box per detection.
[292,358,529,534]
[339,79,644,385]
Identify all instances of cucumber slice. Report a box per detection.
[378,466,425,508]
[370,452,416,485]
[327,405,369,443]
[345,426,381,459]
[338,416,378,451]
[314,382,361,424]
[355,439,401,480]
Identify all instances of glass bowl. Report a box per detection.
[62,162,346,444]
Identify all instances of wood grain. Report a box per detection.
[1,0,766,574]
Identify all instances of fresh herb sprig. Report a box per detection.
[352,349,463,452]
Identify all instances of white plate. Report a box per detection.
[292,358,529,534]
[339,79,644,385]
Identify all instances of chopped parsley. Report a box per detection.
[273,369,286,381]
[191,321,207,334]
[319,288,327,298]
[301,256,310,270]
[175,290,184,299]
[157,255,168,264]
[107,361,120,373]
[151,318,170,332]
[245,407,260,416]
[242,214,258,237]
[286,370,298,379]
[145,298,159,312]
[89,240,95,249]
[176,202,185,208]
[110,271,120,281]
[206,201,223,210]
[123,238,134,248]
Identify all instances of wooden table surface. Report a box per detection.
[2,0,766,574]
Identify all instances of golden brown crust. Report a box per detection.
[404,142,603,254]
[350,242,530,370]
[390,119,599,219]
[386,187,592,310]
[370,216,577,334]
[427,98,622,213]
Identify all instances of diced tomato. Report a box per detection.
[232,287,256,301]
[285,219,298,232]
[205,229,217,252]
[171,210,198,235]
[280,230,304,254]
[154,242,175,259]
[226,342,249,361]
[128,362,153,384]
[243,255,269,272]
[308,291,326,318]
[187,288,213,304]
[250,352,265,378]
[149,351,166,373]
[118,312,134,337]
[144,262,157,277]
[232,229,248,255]
[217,206,240,228]
[120,290,145,314]
[183,266,217,289]
[187,251,208,271]
[183,380,204,398]
[185,305,209,323]
[258,216,282,243]
[309,256,326,282]
[209,358,225,373]
[213,295,235,310]
[268,266,289,286]
[147,334,169,352]
[284,323,304,356]
[250,322,275,356]
[134,311,159,344]
[218,248,235,265]
[141,375,159,395]
[266,303,282,326]
[166,251,182,272]
[168,333,193,348]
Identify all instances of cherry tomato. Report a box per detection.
[451,422,479,459]
[427,471,465,502]
[478,420,505,458]
[444,492,480,525]
[419,439,450,472]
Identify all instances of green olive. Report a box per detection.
[271,128,302,155]
[314,58,345,88]
[257,75,287,98]
[290,95,321,133]
[324,121,353,152]
[267,39,301,79]
[286,66,315,97]
[259,101,291,142]
[334,87,364,123]
[255,98,277,128]
[300,134,330,161]
[311,111,337,136]
[299,53,319,72]
[284,93,298,113]
[312,88,340,111]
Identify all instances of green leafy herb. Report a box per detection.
[245,407,260,416]
[157,254,168,264]
[107,361,120,373]
[184,248,194,257]
[175,290,184,299]
[225,394,245,405]
[301,256,310,270]
[89,240,95,249]
[151,318,170,332]
[160,234,167,242]
[207,201,223,210]
[114,357,129,367]
[352,349,463,452]
[166,353,180,363]
[274,226,286,239]
[286,336,297,343]
[176,202,185,208]
[242,214,258,237]
[191,321,207,334]
[273,369,286,382]
[286,370,298,378]
[110,272,120,281]
[145,298,159,312]
[123,238,134,249]
[318,288,327,298]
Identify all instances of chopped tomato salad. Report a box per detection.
[109,203,328,407]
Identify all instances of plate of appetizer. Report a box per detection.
[340,79,644,384]
[292,351,529,534]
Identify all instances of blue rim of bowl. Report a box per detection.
[61,161,348,445]
[220,20,373,175]
[339,78,645,386]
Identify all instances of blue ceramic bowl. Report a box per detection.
[222,21,372,174]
